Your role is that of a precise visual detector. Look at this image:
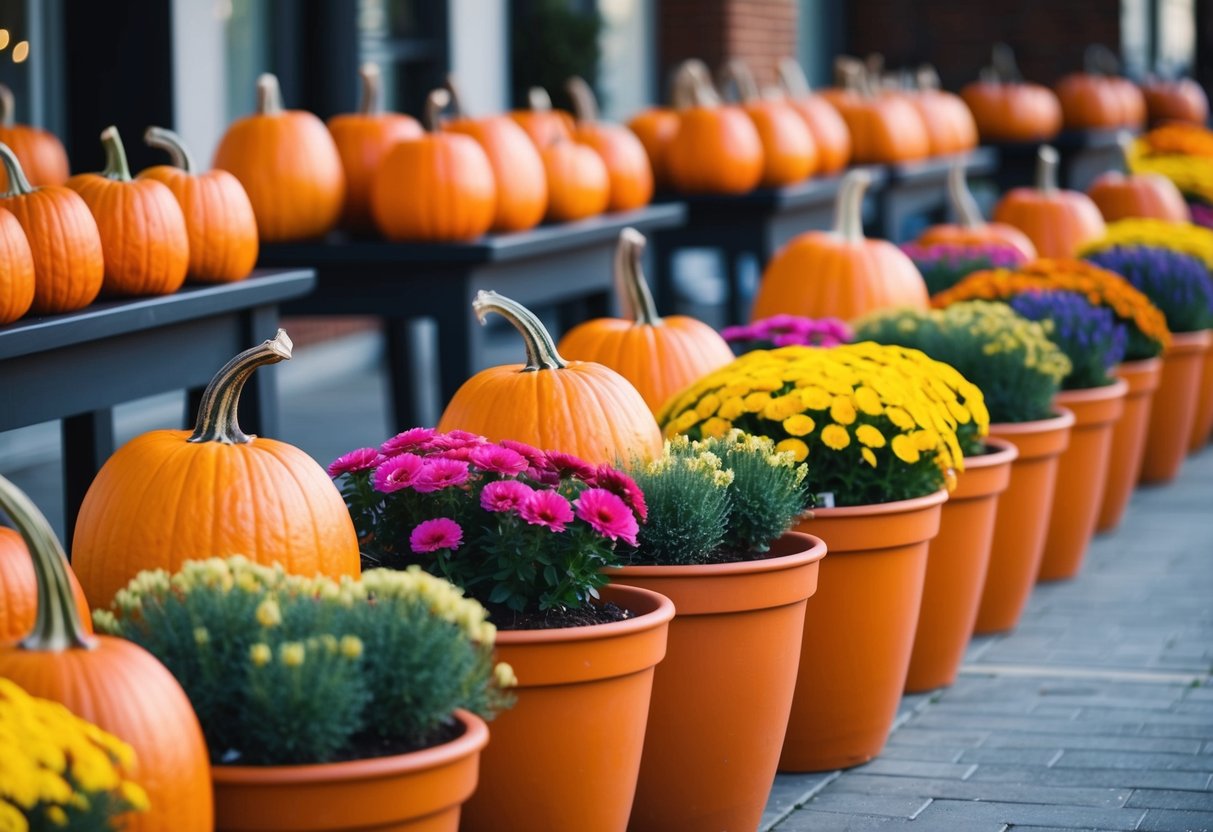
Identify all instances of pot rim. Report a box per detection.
[493,582,675,646]
[1164,328,1213,354]
[988,406,1076,435]
[1114,356,1163,373]
[608,531,826,578]
[1054,377,1128,405]
[807,487,948,520]
[965,436,1019,469]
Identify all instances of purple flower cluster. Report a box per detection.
[1084,245,1213,333]
[1189,201,1213,230]
[1008,291,1128,390]
[722,314,852,353]
[901,242,1029,296]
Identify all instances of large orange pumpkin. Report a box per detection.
[1055,48,1145,130]
[214,73,346,242]
[0,474,212,832]
[993,145,1107,258]
[665,60,764,194]
[909,66,978,156]
[444,76,547,233]
[557,228,735,414]
[327,63,424,233]
[438,291,663,463]
[717,60,817,187]
[371,89,496,242]
[67,127,189,298]
[960,46,1062,143]
[918,164,1038,260]
[565,76,654,211]
[141,127,259,284]
[71,330,360,609]
[0,206,34,324]
[750,169,929,321]
[1088,135,1190,222]
[827,58,930,164]
[627,105,679,190]
[1142,77,1208,126]
[0,143,104,315]
[510,87,574,149]
[0,83,69,189]
[0,525,91,642]
[777,58,852,175]
[542,139,610,222]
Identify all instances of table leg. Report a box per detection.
[61,410,115,554]
[385,318,435,431]
[649,232,679,313]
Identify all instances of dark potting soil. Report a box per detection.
[489,601,633,631]
[218,719,465,767]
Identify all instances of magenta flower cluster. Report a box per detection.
[721,314,852,353]
[900,241,1029,296]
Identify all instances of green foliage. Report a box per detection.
[510,0,602,109]
[714,434,810,552]
[628,451,730,565]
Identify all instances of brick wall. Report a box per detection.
[658,0,797,93]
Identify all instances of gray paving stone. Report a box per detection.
[883,726,988,747]
[773,812,920,831]
[981,732,1203,754]
[827,773,1129,808]
[958,746,1066,766]
[878,743,967,763]
[911,798,1147,829]
[964,764,1213,791]
[802,792,931,818]
[1126,789,1213,811]
[856,758,977,780]
[913,713,1142,737]
[1135,808,1213,831]
[1053,750,1213,773]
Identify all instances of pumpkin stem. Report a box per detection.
[916,64,942,91]
[717,60,760,104]
[948,164,985,229]
[473,291,568,371]
[1084,44,1120,76]
[833,169,872,243]
[685,61,722,107]
[0,142,35,197]
[143,126,196,173]
[99,126,133,182]
[528,87,553,112]
[615,228,661,326]
[189,330,293,445]
[0,474,95,652]
[1115,129,1134,167]
[778,57,812,97]
[1035,145,1060,193]
[257,73,284,115]
[425,88,451,133]
[0,84,13,128]
[991,43,1021,83]
[359,62,383,116]
[565,76,599,123]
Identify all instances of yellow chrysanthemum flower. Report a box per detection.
[891,434,921,464]
[829,396,857,425]
[821,424,851,450]
[249,643,272,667]
[855,424,886,448]
[701,416,731,439]
[775,438,809,462]
[782,413,816,436]
[861,447,878,467]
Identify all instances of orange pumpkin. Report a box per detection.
[993,145,1107,258]
[828,58,930,164]
[67,127,189,298]
[1087,134,1190,223]
[438,291,663,463]
[751,169,929,321]
[141,127,259,284]
[444,76,547,233]
[371,89,496,242]
[918,164,1038,260]
[0,143,103,314]
[214,73,346,242]
[909,66,978,156]
[1142,77,1209,126]
[542,139,610,222]
[665,60,764,194]
[0,474,213,832]
[71,330,360,609]
[0,525,91,642]
[627,106,679,190]
[557,228,735,414]
[960,45,1062,143]
[327,63,423,233]
[777,58,852,175]
[1055,47,1145,130]
[510,87,574,149]
[717,60,817,187]
[0,206,33,324]
[0,83,69,189]
[565,76,654,210]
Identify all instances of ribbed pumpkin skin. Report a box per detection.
[960,82,1062,143]
[993,189,1107,259]
[0,185,103,314]
[140,166,259,283]
[327,112,423,232]
[0,527,91,642]
[1143,79,1208,125]
[666,107,764,194]
[0,639,213,832]
[0,127,68,190]
[1056,74,1146,129]
[371,134,496,241]
[571,123,654,211]
[743,101,817,187]
[833,95,931,164]
[67,174,189,297]
[438,362,663,464]
[446,117,547,233]
[627,108,679,189]
[1088,172,1191,223]
[786,96,851,174]
[910,91,978,156]
[543,142,610,222]
[751,234,930,321]
[918,223,1038,261]
[511,108,574,149]
[71,430,361,609]
[0,207,34,323]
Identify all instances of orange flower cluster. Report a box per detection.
[1141,123,1213,159]
[931,259,1172,353]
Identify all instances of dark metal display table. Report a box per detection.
[878,147,1000,242]
[0,269,315,543]
[257,204,686,431]
[989,129,1135,193]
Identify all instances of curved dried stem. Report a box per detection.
[833,169,872,243]
[144,126,196,172]
[528,87,553,112]
[717,59,760,103]
[0,84,13,128]
[614,228,661,325]
[425,88,452,132]
[948,164,985,229]
[565,76,599,122]
[189,330,293,445]
[359,63,383,115]
[778,57,812,97]
[257,73,284,115]
[1035,145,1060,193]
[474,291,568,371]
[100,126,132,182]
[0,142,35,196]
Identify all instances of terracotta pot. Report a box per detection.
[1097,358,1162,532]
[212,709,488,831]
[1039,381,1128,581]
[1188,330,1213,451]
[974,410,1075,634]
[905,439,1017,693]
[779,490,946,772]
[460,583,673,832]
[1141,330,1212,483]
[609,532,827,832]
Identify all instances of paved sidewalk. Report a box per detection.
[763,445,1213,831]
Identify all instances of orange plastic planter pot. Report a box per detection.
[212,709,488,831]
[975,410,1074,634]
[780,490,946,772]
[905,439,1017,693]
[1039,382,1127,581]
[1098,358,1162,532]
[1141,330,1212,483]
[610,532,827,832]
[460,583,673,832]
[1188,330,1213,452]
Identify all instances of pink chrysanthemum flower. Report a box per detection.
[574,488,639,546]
[481,480,534,512]
[526,465,561,487]
[413,458,471,493]
[409,517,463,553]
[437,445,477,462]
[520,489,574,532]
[591,464,648,522]
[499,439,548,467]
[470,444,529,476]
[544,450,596,482]
[373,453,425,492]
[327,447,384,478]
[428,430,489,451]
[380,427,436,455]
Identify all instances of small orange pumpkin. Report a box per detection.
[0,143,104,314]
[557,228,735,414]
[0,83,69,189]
[918,164,1039,260]
[371,89,496,242]
[1142,77,1208,126]
[717,60,817,187]
[828,57,931,164]
[214,73,346,242]
[993,145,1107,258]
[542,139,610,222]
[0,206,34,324]
[438,291,663,463]
[909,66,978,156]
[777,58,852,175]
[141,127,259,284]
[71,330,361,609]
[1087,134,1190,223]
[751,169,929,321]
[627,102,679,191]
[66,127,189,298]
[1056,46,1146,130]
[960,45,1062,143]
[565,76,654,211]
[665,61,764,194]
[0,525,91,642]
[510,87,574,149]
